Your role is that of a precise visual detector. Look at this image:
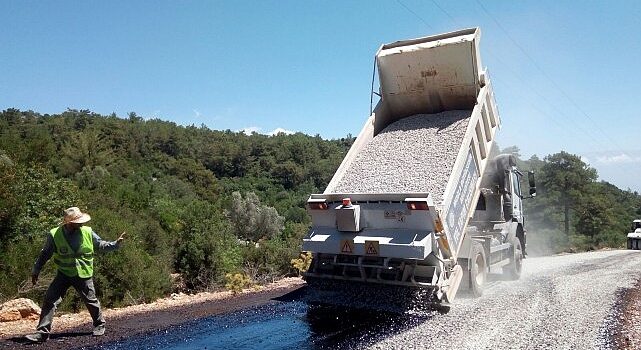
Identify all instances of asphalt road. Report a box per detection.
[90,250,641,350]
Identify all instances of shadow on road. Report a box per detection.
[4,331,92,347]
[276,285,437,349]
[304,304,432,349]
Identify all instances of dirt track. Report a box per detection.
[609,275,641,349]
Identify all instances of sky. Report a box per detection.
[1,1,640,191]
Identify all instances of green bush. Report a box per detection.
[593,230,626,249]
[0,235,45,303]
[291,252,313,276]
[93,242,172,307]
[174,201,242,290]
[224,272,253,294]
[568,234,592,252]
[241,222,308,283]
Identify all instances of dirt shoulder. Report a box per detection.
[0,277,305,349]
[609,277,641,349]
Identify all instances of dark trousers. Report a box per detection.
[36,272,105,335]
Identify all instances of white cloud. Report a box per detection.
[241,126,262,135]
[580,155,591,165]
[193,109,202,118]
[267,127,295,136]
[595,153,641,164]
[239,126,296,136]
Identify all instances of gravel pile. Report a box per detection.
[328,110,472,204]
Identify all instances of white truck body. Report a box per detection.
[627,220,641,249]
[303,28,531,304]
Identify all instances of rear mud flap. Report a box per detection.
[443,264,463,303]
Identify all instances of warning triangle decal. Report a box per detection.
[341,241,353,254]
[366,243,378,255]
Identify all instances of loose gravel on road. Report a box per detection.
[328,110,471,204]
[369,250,641,350]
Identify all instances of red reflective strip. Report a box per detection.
[407,202,429,210]
[308,203,328,210]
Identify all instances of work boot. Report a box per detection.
[24,332,47,343]
[92,324,106,336]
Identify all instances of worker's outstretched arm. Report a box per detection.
[31,234,54,285]
[92,230,125,251]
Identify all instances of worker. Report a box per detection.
[24,207,126,343]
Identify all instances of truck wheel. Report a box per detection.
[469,242,486,297]
[504,237,523,280]
[628,238,633,250]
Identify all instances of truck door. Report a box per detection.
[510,172,523,220]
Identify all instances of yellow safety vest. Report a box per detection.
[50,226,94,278]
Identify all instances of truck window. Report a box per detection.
[512,173,522,197]
[634,222,641,230]
[476,193,486,210]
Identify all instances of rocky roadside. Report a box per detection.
[0,277,305,349]
[608,277,641,349]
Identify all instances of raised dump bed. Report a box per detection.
[321,28,500,259]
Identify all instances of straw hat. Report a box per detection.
[61,207,91,225]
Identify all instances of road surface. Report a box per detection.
[5,250,641,349]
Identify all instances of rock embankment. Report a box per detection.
[0,299,40,323]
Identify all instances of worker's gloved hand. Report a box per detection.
[116,231,126,246]
[31,273,38,286]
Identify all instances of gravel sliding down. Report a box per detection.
[329,110,472,204]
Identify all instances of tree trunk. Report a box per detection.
[563,180,570,236]
[564,201,570,236]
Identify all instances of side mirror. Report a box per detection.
[528,171,536,196]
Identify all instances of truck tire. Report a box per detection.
[469,242,486,297]
[504,237,523,280]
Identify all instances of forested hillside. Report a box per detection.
[499,146,641,256]
[0,108,639,310]
[0,108,351,310]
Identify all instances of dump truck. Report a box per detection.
[302,28,536,308]
[627,220,641,250]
